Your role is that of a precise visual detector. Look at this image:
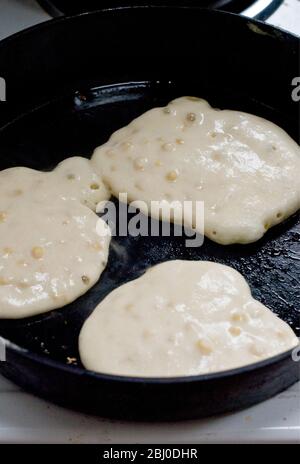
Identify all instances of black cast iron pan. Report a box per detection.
[0,7,299,421]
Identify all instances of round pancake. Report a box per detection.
[92,97,300,244]
[0,157,111,318]
[79,260,298,377]
[0,199,110,318]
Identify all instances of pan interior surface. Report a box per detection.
[0,80,299,371]
[0,7,299,420]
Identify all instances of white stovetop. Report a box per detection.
[0,0,299,444]
[0,375,299,444]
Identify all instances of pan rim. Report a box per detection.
[0,4,299,388]
[0,4,299,53]
[4,338,298,384]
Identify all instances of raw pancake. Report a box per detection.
[53,157,110,210]
[0,157,111,318]
[0,199,110,318]
[79,260,298,377]
[92,97,300,244]
[0,156,109,211]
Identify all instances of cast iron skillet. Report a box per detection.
[0,7,299,421]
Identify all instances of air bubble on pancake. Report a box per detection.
[166,170,179,182]
[31,246,44,260]
[0,212,7,223]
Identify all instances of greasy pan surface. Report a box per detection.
[0,7,299,420]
